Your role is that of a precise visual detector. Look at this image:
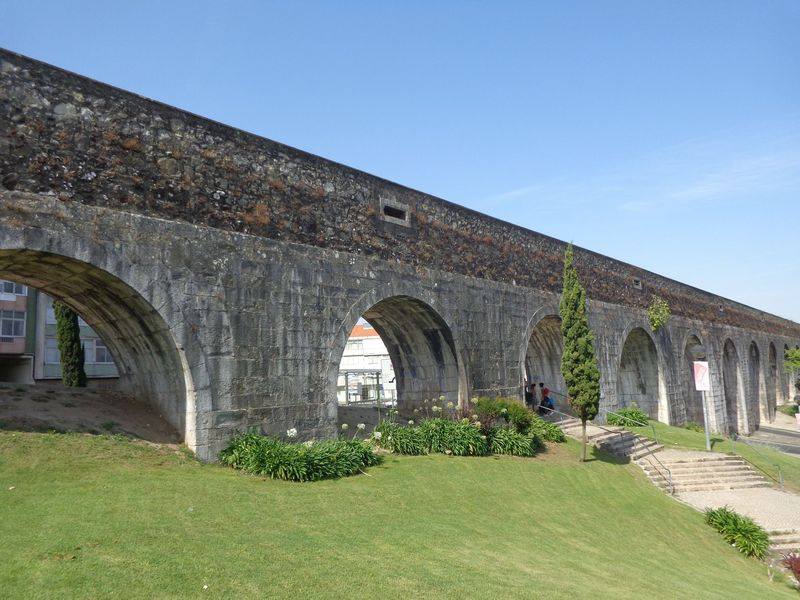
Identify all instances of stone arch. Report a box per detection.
[682,333,707,426]
[722,339,746,434]
[616,326,669,423]
[748,341,762,430]
[521,311,566,411]
[0,249,198,447]
[328,289,468,418]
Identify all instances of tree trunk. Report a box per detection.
[581,419,587,462]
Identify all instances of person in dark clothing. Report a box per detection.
[538,382,554,414]
[524,383,533,408]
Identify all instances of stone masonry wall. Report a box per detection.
[2,48,799,339]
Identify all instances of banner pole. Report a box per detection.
[701,390,712,451]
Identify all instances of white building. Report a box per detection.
[337,320,396,405]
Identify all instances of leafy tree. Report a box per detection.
[560,244,601,462]
[786,348,800,397]
[54,301,87,387]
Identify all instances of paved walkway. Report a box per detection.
[678,487,800,533]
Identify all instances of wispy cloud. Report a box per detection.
[482,119,800,214]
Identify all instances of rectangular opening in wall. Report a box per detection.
[382,205,406,221]
[633,278,643,290]
[379,198,411,227]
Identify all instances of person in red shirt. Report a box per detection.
[539,382,554,414]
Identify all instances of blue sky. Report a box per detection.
[3,1,799,320]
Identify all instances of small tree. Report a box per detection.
[786,348,800,401]
[647,296,670,332]
[54,301,87,387]
[559,244,601,462]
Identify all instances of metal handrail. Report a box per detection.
[541,405,674,494]
[730,433,784,490]
[605,410,661,447]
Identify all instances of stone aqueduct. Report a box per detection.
[1,49,799,460]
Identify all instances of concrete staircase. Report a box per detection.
[552,416,662,461]
[638,453,771,493]
[769,530,800,555]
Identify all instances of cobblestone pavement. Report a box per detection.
[678,487,800,532]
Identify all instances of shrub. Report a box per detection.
[778,404,799,417]
[489,427,542,456]
[704,506,769,560]
[470,397,505,432]
[647,296,671,332]
[375,420,429,455]
[444,421,490,456]
[607,405,649,427]
[684,421,704,433]
[504,401,534,434]
[529,414,567,443]
[782,553,800,581]
[417,418,456,453]
[219,433,381,482]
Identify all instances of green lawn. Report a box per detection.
[628,421,800,492]
[0,431,794,599]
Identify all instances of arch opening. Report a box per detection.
[523,315,566,412]
[616,327,668,422]
[748,342,761,430]
[334,295,464,429]
[682,335,707,426]
[722,340,744,434]
[0,250,190,443]
[767,342,777,422]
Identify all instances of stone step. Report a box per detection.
[769,532,800,545]
[599,438,658,455]
[665,480,771,493]
[640,465,754,478]
[648,474,767,487]
[658,455,743,466]
[640,460,749,471]
[770,542,800,553]
[629,444,663,461]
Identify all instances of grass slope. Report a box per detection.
[0,431,793,599]
[629,421,800,492]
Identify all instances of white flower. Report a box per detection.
[407,420,414,426]
[341,423,349,430]
[500,408,508,414]
[444,449,452,455]
[474,421,481,428]
[413,408,420,414]
[432,405,442,413]
[303,440,314,447]
[203,585,208,590]
[471,414,478,420]
[357,423,366,430]
[286,428,298,438]
[439,395,446,402]
[373,431,383,440]
[461,418,470,424]
[446,402,455,409]
[481,435,487,440]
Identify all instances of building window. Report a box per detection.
[45,337,60,364]
[45,336,114,365]
[93,339,114,364]
[45,298,87,326]
[0,310,26,340]
[1,280,27,296]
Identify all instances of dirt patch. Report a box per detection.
[0,383,180,444]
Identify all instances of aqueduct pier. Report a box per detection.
[1,49,798,460]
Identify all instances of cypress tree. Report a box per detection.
[54,301,87,387]
[559,244,601,462]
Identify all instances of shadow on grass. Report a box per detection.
[585,444,630,465]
